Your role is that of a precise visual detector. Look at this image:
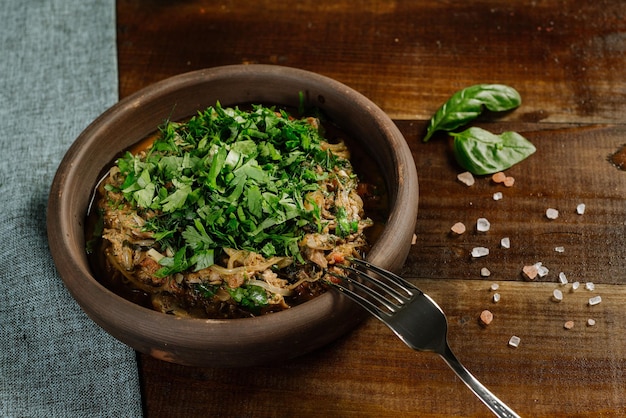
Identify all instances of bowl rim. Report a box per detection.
[47,64,419,366]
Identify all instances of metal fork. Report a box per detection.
[329,258,520,418]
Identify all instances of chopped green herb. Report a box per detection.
[335,206,359,237]
[195,283,218,298]
[227,285,269,313]
[112,103,352,273]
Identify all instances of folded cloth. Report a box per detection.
[0,1,143,417]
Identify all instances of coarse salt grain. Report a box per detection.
[471,247,490,258]
[558,272,568,285]
[457,171,475,186]
[577,203,586,215]
[493,192,503,201]
[552,288,563,302]
[571,281,580,292]
[536,263,549,278]
[476,218,491,232]
[546,208,559,219]
[501,237,511,249]
[522,265,538,281]
[555,246,565,253]
[480,267,491,277]
[564,320,575,330]
[587,318,596,327]
[503,176,515,187]
[585,282,595,291]
[508,335,521,348]
[479,310,493,326]
[451,222,466,235]
[588,295,602,306]
[493,293,501,303]
[492,172,506,183]
[490,283,500,291]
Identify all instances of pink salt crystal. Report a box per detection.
[479,310,493,326]
[450,222,466,235]
[492,172,506,183]
[522,265,538,281]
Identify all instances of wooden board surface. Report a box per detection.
[139,280,626,417]
[117,1,626,416]
[117,1,626,124]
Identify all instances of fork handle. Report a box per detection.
[439,344,521,418]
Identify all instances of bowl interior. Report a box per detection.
[47,65,418,367]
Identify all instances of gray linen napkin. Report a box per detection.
[0,1,143,417]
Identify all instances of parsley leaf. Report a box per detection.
[227,285,269,313]
[113,103,357,273]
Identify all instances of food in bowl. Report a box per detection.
[88,102,380,319]
[47,65,418,367]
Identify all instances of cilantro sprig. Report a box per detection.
[111,103,350,276]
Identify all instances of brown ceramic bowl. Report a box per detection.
[47,65,418,367]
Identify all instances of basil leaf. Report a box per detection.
[424,84,522,142]
[451,127,536,175]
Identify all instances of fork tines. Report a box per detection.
[329,258,421,320]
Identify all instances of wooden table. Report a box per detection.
[117,1,626,416]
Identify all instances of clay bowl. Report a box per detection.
[47,64,418,367]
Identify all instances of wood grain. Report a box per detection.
[117,1,626,123]
[116,0,626,416]
[404,121,626,285]
[139,279,626,417]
